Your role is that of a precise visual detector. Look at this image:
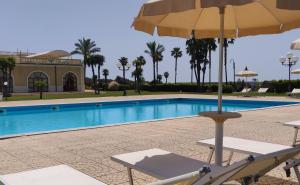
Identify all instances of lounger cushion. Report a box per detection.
[284,121,300,128]
[0,165,106,185]
[111,148,222,180]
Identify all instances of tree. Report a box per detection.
[157,74,162,84]
[132,56,146,92]
[87,54,105,94]
[35,80,47,99]
[171,47,182,84]
[117,57,130,84]
[164,72,169,83]
[145,41,165,83]
[224,38,235,84]
[190,60,195,84]
[0,57,15,96]
[207,39,217,85]
[186,33,208,92]
[71,38,100,84]
[102,69,109,85]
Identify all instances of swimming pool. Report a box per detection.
[0,98,298,138]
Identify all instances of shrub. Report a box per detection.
[108,81,120,91]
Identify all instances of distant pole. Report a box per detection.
[230,59,236,85]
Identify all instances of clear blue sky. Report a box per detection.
[1,0,300,82]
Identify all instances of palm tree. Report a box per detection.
[117,57,130,84]
[207,39,217,85]
[132,67,143,94]
[132,56,146,91]
[171,47,182,84]
[164,72,169,83]
[190,60,195,83]
[157,74,162,84]
[71,38,100,83]
[145,41,165,83]
[102,69,109,85]
[224,38,235,84]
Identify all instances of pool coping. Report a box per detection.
[0,96,299,140]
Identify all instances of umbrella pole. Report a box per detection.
[215,6,225,166]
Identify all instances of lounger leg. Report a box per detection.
[226,151,234,166]
[127,167,134,185]
[293,166,300,183]
[207,147,215,163]
[292,128,299,146]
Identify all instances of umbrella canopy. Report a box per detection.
[133,0,300,166]
[291,38,300,50]
[133,0,300,39]
[236,67,258,77]
[292,69,300,74]
[26,50,71,59]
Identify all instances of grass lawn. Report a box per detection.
[3,90,288,102]
[5,90,180,101]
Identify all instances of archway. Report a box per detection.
[63,72,77,92]
[28,72,49,92]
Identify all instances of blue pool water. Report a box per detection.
[0,98,298,137]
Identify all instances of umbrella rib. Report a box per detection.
[258,1,282,29]
[157,14,170,28]
[231,6,239,38]
[193,8,204,32]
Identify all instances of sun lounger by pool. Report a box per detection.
[240,88,251,93]
[0,165,106,185]
[198,137,300,182]
[291,88,300,95]
[148,146,300,185]
[257,88,269,93]
[284,121,300,146]
[198,137,292,164]
[111,147,300,185]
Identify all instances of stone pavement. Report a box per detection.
[0,94,299,184]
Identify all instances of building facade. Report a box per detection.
[0,50,85,93]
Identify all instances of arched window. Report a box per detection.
[63,72,77,91]
[28,72,48,92]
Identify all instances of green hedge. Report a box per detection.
[142,84,233,93]
[261,80,300,93]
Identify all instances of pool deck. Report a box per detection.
[0,94,300,184]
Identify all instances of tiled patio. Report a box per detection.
[0,94,299,184]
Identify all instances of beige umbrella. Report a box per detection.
[292,69,300,74]
[236,66,258,94]
[133,0,300,166]
[291,38,300,50]
[236,66,258,78]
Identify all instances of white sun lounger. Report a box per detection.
[198,137,300,182]
[111,148,222,185]
[198,137,292,164]
[257,88,269,93]
[112,147,300,185]
[284,121,300,146]
[0,165,106,185]
[291,88,300,95]
[241,88,251,93]
[148,146,300,185]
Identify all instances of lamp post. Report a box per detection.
[117,59,131,96]
[230,59,236,85]
[3,81,8,101]
[280,53,299,92]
